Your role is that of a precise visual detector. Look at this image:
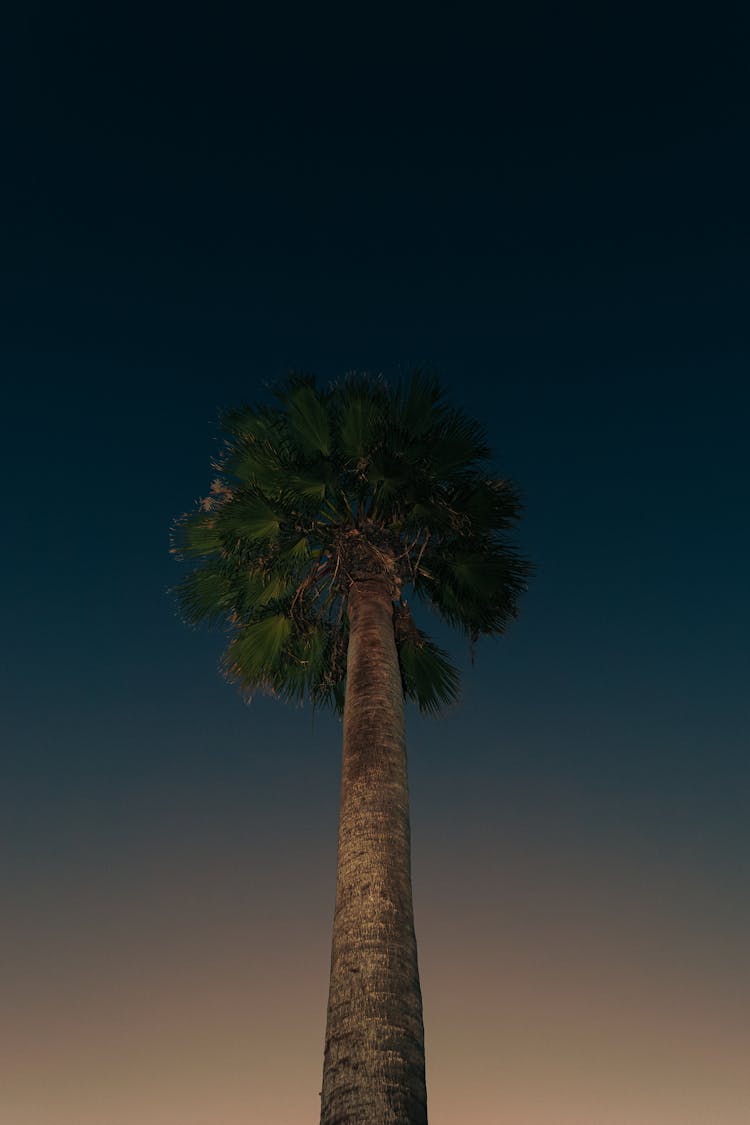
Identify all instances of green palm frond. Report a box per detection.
[447,552,516,598]
[280,533,313,561]
[415,545,529,636]
[395,607,460,714]
[334,376,388,463]
[282,377,332,458]
[428,407,491,477]
[221,403,284,444]
[218,492,281,542]
[453,475,524,530]
[221,435,290,491]
[172,511,223,558]
[395,369,442,437]
[225,613,292,687]
[284,461,335,501]
[276,622,339,705]
[172,564,234,626]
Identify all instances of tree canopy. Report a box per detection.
[171,371,532,713]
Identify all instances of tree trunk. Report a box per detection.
[320,578,427,1125]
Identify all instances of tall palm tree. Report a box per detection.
[172,371,531,1125]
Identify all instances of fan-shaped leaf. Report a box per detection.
[254,572,293,606]
[221,405,284,444]
[429,408,490,476]
[336,381,386,461]
[449,553,511,598]
[282,535,311,560]
[286,382,331,457]
[222,437,289,490]
[173,566,234,626]
[219,493,280,541]
[452,476,523,532]
[227,613,292,683]
[396,370,442,437]
[173,513,223,558]
[398,630,460,714]
[285,461,335,500]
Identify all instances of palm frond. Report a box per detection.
[218,492,281,541]
[395,608,460,714]
[334,376,388,462]
[415,546,532,636]
[221,434,290,491]
[225,613,292,687]
[428,407,491,477]
[282,378,332,458]
[452,475,524,531]
[172,565,234,626]
[284,460,335,501]
[395,369,442,437]
[220,403,284,444]
[171,512,223,559]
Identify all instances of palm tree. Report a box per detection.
[171,371,531,1125]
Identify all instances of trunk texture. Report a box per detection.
[320,579,427,1125]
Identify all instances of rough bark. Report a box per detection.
[320,578,427,1125]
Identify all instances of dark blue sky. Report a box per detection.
[3,8,749,1123]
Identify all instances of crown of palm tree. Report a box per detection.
[171,371,532,713]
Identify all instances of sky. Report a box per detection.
[3,6,750,1124]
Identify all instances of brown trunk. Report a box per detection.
[320,578,427,1125]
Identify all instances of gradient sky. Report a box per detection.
[3,7,749,1124]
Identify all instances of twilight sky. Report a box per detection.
[3,7,749,1124]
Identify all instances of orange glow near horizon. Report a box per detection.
[5,802,749,1125]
